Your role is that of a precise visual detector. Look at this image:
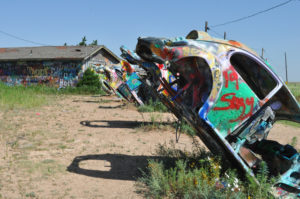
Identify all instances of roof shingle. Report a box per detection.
[0,45,120,62]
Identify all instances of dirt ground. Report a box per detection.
[0,95,299,199]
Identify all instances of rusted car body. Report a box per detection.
[132,30,300,197]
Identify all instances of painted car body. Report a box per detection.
[134,30,300,197]
[120,45,179,108]
[89,60,144,105]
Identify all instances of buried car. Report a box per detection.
[134,30,300,197]
[92,63,144,105]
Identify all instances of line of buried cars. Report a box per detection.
[91,30,300,198]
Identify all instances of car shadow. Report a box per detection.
[67,153,172,181]
[73,100,101,104]
[80,120,172,128]
[98,104,126,109]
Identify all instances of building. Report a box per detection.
[0,45,120,87]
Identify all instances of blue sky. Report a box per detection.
[0,0,299,82]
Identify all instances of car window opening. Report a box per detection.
[171,57,213,112]
[230,53,277,99]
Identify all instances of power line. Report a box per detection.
[0,29,51,46]
[208,28,223,38]
[211,0,294,28]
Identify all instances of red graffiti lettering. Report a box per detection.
[223,70,239,90]
[213,93,254,122]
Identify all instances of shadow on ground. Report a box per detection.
[98,104,126,109]
[67,154,166,181]
[73,100,101,104]
[80,120,172,128]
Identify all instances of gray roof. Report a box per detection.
[0,45,120,62]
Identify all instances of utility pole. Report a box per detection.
[261,48,264,59]
[205,21,208,32]
[285,52,288,83]
[224,32,226,40]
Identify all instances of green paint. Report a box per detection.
[264,60,277,74]
[155,44,161,48]
[207,80,259,138]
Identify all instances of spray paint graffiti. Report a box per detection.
[223,69,239,90]
[213,93,254,122]
[134,30,300,198]
[0,60,81,87]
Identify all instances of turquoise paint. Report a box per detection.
[207,79,259,137]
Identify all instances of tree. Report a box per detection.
[78,36,87,46]
[90,40,98,46]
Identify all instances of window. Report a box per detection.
[171,57,212,110]
[230,53,277,99]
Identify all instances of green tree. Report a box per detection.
[90,40,98,46]
[78,36,87,46]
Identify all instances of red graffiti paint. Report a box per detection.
[173,47,183,60]
[213,93,254,122]
[168,48,176,60]
[223,70,239,90]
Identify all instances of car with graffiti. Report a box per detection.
[89,62,144,105]
[120,45,179,113]
[119,60,144,105]
[131,30,300,197]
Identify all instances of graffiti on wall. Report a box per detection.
[81,51,115,72]
[0,61,81,88]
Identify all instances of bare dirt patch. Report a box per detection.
[0,95,299,198]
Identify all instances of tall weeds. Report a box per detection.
[137,141,276,199]
[0,83,50,109]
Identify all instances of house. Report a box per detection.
[0,45,120,87]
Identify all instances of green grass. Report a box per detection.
[18,159,65,177]
[0,83,105,109]
[172,120,196,136]
[59,85,106,95]
[287,82,300,102]
[137,141,276,199]
[276,82,300,128]
[0,83,50,109]
[289,136,298,147]
[278,120,300,128]
[138,99,169,113]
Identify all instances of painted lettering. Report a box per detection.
[213,93,254,122]
[223,70,239,90]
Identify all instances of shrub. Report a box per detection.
[245,161,277,199]
[77,68,101,91]
[137,141,276,199]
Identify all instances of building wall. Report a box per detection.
[0,60,82,88]
[82,49,119,72]
[0,48,119,87]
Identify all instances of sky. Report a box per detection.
[0,0,299,82]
